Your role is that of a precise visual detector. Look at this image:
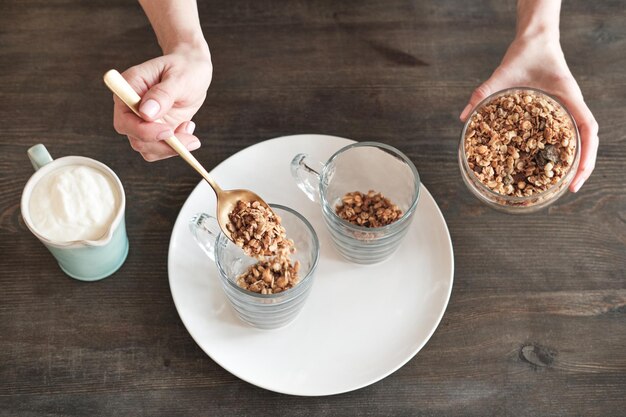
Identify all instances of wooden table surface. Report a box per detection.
[1,1,624,415]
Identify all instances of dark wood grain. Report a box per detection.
[1,0,624,416]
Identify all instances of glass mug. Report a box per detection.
[189,204,320,330]
[291,142,420,264]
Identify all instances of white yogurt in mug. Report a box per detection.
[29,164,119,242]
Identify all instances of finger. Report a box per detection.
[114,97,176,141]
[127,136,145,153]
[121,60,165,97]
[113,94,150,135]
[138,74,185,122]
[571,131,599,192]
[556,88,599,192]
[129,131,201,162]
[177,120,196,135]
[119,59,180,122]
[460,68,511,121]
[127,136,172,162]
[172,123,201,150]
[112,95,137,134]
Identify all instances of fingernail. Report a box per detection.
[185,121,196,134]
[187,140,201,151]
[571,178,584,193]
[460,104,472,121]
[140,99,160,119]
[157,129,174,140]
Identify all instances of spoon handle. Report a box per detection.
[103,69,222,193]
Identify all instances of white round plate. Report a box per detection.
[168,134,454,396]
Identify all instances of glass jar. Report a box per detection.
[458,87,581,213]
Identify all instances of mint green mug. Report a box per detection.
[20,144,129,281]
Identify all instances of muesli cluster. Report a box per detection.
[227,200,293,258]
[335,190,403,227]
[464,91,576,198]
[227,200,299,294]
[236,256,301,295]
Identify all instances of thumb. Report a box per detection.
[556,88,599,193]
[138,76,183,122]
[460,68,510,121]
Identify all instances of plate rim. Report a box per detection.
[167,133,455,396]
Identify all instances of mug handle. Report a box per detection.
[27,144,54,171]
[189,213,221,262]
[290,153,324,203]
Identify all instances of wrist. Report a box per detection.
[512,29,561,54]
[516,23,560,44]
[506,33,563,66]
[162,35,211,60]
[515,0,561,43]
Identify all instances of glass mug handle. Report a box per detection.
[189,213,222,261]
[290,153,324,203]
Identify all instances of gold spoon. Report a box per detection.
[103,69,270,242]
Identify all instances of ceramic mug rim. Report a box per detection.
[21,155,126,248]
